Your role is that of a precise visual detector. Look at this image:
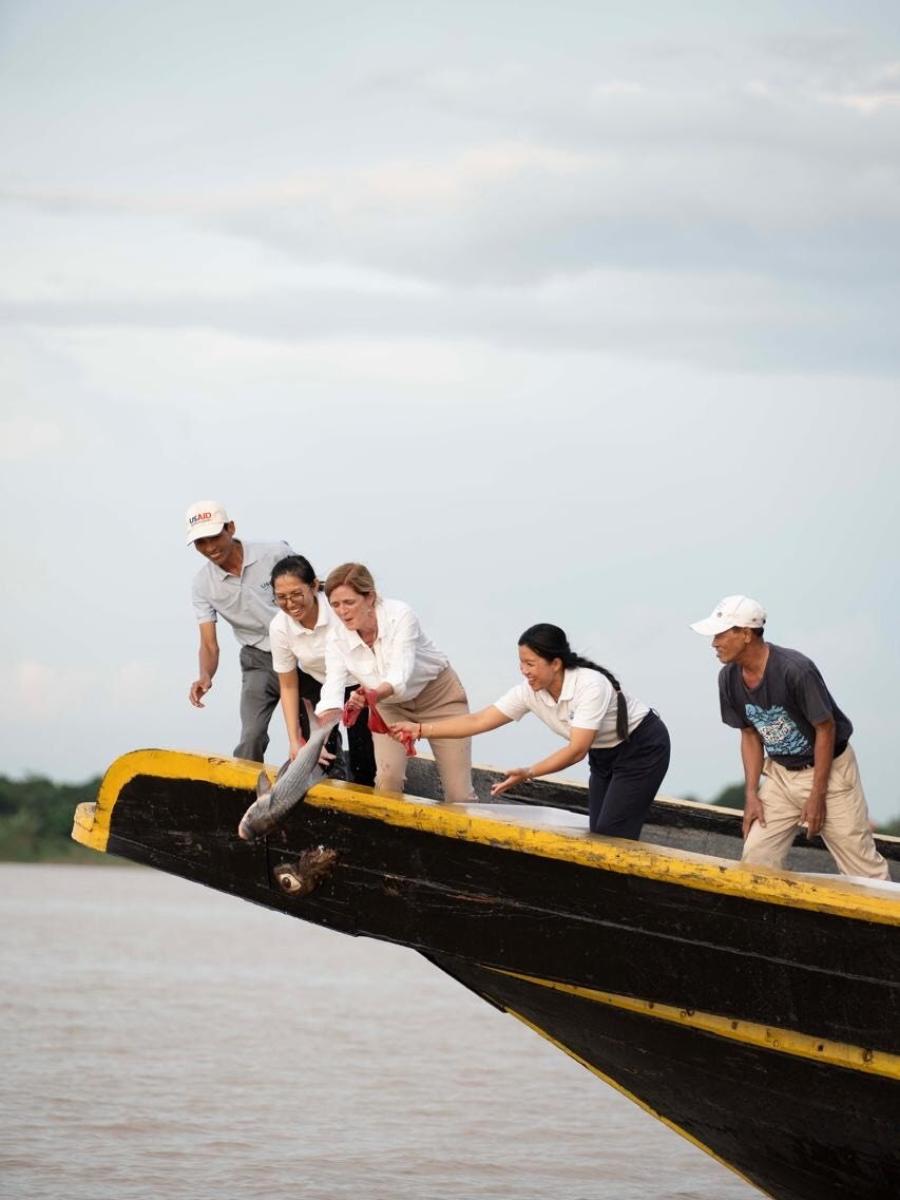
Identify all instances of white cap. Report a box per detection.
[690,595,766,637]
[185,500,229,544]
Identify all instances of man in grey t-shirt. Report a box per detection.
[691,594,888,880]
[186,500,293,762]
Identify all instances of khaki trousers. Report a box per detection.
[373,666,475,803]
[742,746,889,879]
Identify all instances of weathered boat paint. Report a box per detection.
[73,749,900,1200]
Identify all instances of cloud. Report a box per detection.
[0,661,96,719]
[1,259,897,376]
[2,23,899,377]
[0,416,63,461]
[0,659,166,727]
[821,90,900,114]
[2,105,898,328]
[109,660,164,707]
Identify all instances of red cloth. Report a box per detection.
[342,689,416,757]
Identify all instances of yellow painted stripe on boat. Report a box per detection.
[73,749,900,927]
[307,780,900,928]
[71,749,266,853]
[505,1006,772,1199]
[491,968,900,1082]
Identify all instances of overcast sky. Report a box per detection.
[2,2,899,819]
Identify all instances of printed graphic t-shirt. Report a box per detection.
[718,644,852,770]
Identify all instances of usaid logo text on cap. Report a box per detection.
[184,501,228,544]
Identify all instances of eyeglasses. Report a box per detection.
[274,590,311,606]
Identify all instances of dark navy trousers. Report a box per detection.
[587,710,671,840]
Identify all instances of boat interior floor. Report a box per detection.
[397,756,899,881]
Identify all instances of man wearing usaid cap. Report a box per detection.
[691,595,888,879]
[186,500,294,762]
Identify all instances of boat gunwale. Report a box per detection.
[73,748,900,928]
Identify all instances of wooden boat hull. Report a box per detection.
[431,956,899,1200]
[73,750,900,1200]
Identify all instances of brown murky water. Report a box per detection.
[0,865,759,1200]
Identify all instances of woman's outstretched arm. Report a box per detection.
[391,705,512,742]
[490,726,595,796]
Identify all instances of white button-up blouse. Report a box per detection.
[316,597,449,714]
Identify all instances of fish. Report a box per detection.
[237,704,340,841]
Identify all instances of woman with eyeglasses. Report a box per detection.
[268,555,375,785]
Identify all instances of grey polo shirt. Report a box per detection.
[191,540,294,651]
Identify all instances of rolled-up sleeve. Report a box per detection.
[381,607,420,702]
[316,630,354,714]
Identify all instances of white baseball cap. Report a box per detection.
[690,595,766,637]
[185,500,229,544]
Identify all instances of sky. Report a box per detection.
[1,1,899,818]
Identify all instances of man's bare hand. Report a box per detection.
[189,675,213,708]
[742,793,766,839]
[800,795,826,838]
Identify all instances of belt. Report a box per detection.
[781,739,848,772]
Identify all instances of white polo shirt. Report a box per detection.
[269,593,336,684]
[494,667,649,750]
[316,597,449,714]
[191,540,293,650]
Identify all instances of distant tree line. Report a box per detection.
[0,774,897,862]
[0,775,108,862]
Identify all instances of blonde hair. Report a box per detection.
[324,562,376,600]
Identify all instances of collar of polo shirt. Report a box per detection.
[208,540,256,579]
[290,594,331,634]
[535,668,577,706]
[315,595,332,628]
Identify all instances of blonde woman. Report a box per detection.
[315,563,474,803]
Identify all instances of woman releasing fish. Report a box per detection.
[392,623,670,839]
[314,563,475,803]
[268,554,375,784]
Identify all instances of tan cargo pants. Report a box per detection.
[742,746,889,879]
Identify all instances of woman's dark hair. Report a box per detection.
[270,555,323,591]
[518,623,630,742]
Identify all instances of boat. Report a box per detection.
[72,750,900,1200]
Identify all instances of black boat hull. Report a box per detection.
[73,751,900,1200]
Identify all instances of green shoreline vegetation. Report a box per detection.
[1,774,898,863]
[0,775,110,863]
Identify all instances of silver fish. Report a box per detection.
[237,706,339,842]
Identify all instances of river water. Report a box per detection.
[0,865,759,1200]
